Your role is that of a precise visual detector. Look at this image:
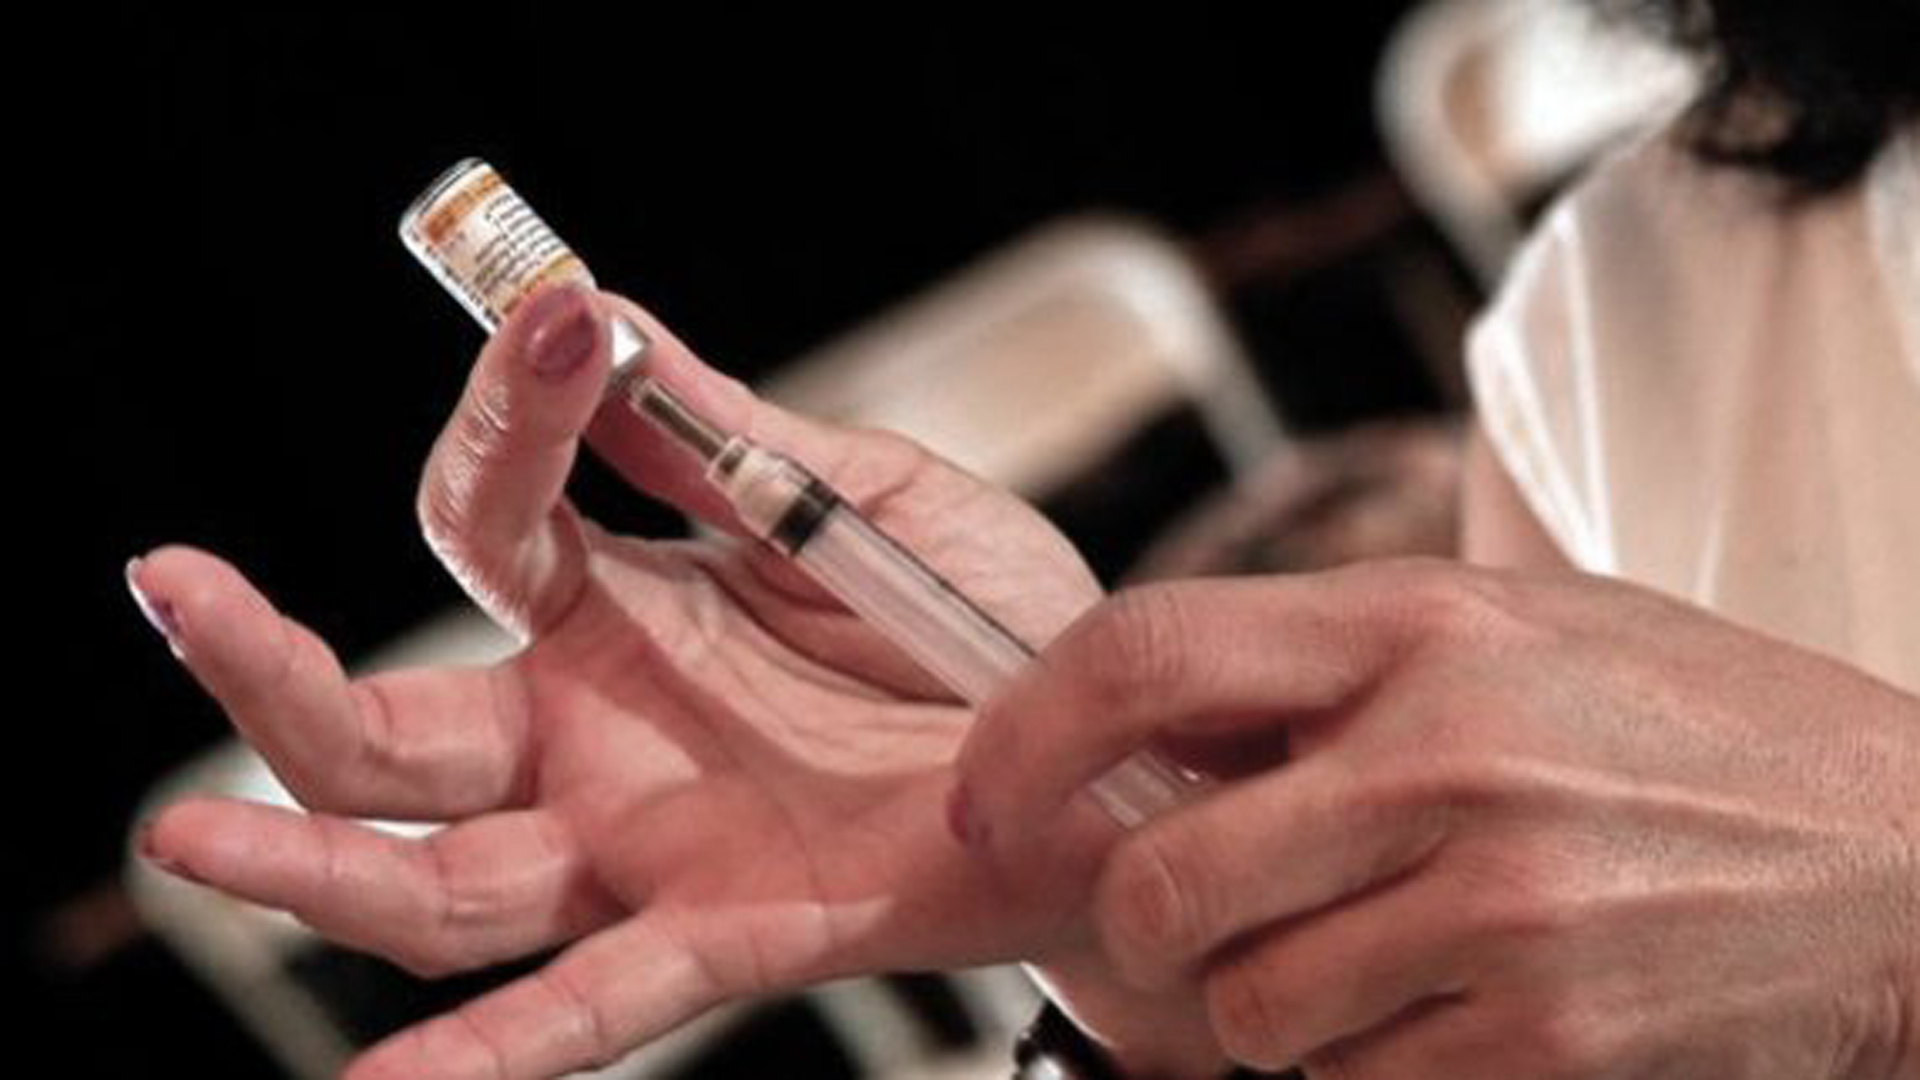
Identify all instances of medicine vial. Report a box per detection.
[398,158,594,332]
[400,158,647,384]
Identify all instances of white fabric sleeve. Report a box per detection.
[1465,201,1618,575]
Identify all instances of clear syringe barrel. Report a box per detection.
[805,502,1031,704]
[706,430,1203,827]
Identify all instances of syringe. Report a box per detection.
[617,364,1204,825]
[399,158,1204,827]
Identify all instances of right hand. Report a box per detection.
[953,564,1920,1077]
[131,285,1221,1078]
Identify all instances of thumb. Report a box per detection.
[415,282,613,638]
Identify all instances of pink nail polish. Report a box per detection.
[946,784,990,849]
[524,287,598,383]
[136,821,199,883]
[124,557,184,657]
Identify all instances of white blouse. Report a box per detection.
[1468,124,1920,693]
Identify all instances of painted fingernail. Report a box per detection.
[524,286,599,383]
[946,783,991,850]
[136,821,199,883]
[124,557,184,658]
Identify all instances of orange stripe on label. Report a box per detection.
[422,169,505,245]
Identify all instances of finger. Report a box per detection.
[955,571,1415,845]
[129,546,531,819]
[1094,754,1452,989]
[417,282,610,637]
[141,798,620,978]
[344,913,741,1080]
[1199,877,1470,1070]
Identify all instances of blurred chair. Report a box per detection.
[1128,417,1466,583]
[1132,0,1702,587]
[761,213,1286,496]
[128,213,1286,1077]
[1376,0,1696,284]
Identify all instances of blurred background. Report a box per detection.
[19,3,1684,1075]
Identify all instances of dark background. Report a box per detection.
[21,5,1461,1073]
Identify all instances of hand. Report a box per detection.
[953,560,1920,1077]
[132,285,1127,1078]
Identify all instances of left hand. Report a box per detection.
[133,288,1144,1079]
[953,559,1920,1077]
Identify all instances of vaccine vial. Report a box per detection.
[398,158,595,332]
[400,158,648,385]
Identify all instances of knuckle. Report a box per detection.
[537,965,618,1068]
[1513,1000,1614,1077]
[1381,560,1530,649]
[1386,700,1543,800]
[1490,867,1581,943]
[1204,959,1302,1070]
[414,494,534,635]
[448,1007,513,1078]
[1396,747,1513,813]
[1096,830,1209,982]
[1403,701,1492,764]
[415,470,474,562]
[1448,846,1590,955]
[1348,777,1457,888]
[390,837,482,979]
[464,378,518,449]
[245,627,339,805]
[416,384,515,547]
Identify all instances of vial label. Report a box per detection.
[399,159,594,331]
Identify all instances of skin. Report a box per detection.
[132,284,1920,1077]
[954,439,1920,1076]
[133,285,1133,1078]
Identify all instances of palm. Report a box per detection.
[518,462,1108,988]
[135,361,1120,1078]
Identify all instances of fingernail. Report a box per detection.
[125,557,185,658]
[946,783,991,850]
[524,287,599,383]
[136,821,199,883]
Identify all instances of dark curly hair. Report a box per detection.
[1603,0,1920,191]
